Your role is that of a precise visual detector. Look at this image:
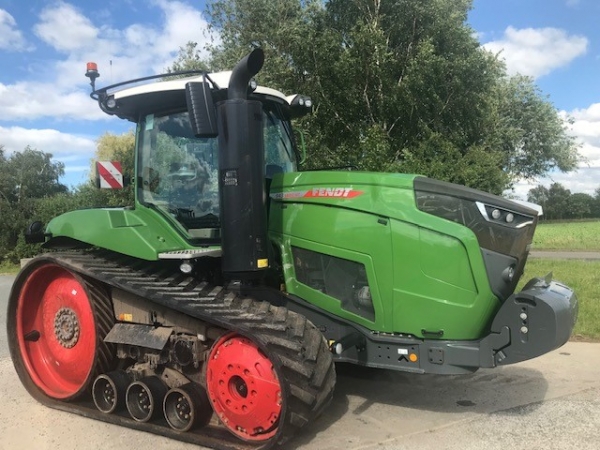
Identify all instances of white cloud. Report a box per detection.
[0,9,28,51]
[34,2,98,52]
[509,167,600,200]
[0,82,107,121]
[567,103,600,167]
[0,1,218,184]
[0,1,215,123]
[0,126,96,158]
[150,0,214,71]
[507,103,600,199]
[483,27,588,78]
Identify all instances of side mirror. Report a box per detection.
[186,80,218,138]
[25,221,46,244]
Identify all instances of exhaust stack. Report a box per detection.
[217,48,269,278]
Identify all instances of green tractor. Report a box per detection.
[7,49,577,449]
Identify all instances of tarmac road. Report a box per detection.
[1,274,599,450]
[529,250,600,260]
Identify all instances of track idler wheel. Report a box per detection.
[93,370,132,414]
[163,383,213,432]
[126,376,168,422]
[206,333,282,442]
[8,262,115,400]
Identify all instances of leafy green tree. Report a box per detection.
[567,192,593,219]
[0,197,30,262]
[0,146,67,203]
[489,75,579,181]
[0,146,69,262]
[591,187,600,218]
[544,183,571,220]
[527,185,549,212]
[0,145,10,202]
[200,0,579,194]
[166,42,210,73]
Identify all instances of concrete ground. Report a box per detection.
[529,250,600,260]
[1,274,599,450]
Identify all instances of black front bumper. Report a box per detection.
[416,275,578,374]
[278,276,578,375]
[481,276,578,367]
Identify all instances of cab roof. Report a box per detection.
[98,70,298,122]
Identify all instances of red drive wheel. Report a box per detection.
[206,333,282,441]
[13,263,104,399]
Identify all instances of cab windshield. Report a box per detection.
[137,105,296,241]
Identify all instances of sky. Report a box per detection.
[0,0,598,200]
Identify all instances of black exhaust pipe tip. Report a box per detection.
[126,376,168,423]
[92,371,132,414]
[228,48,264,100]
[163,383,213,432]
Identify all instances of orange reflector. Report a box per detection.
[118,313,133,322]
[409,353,418,362]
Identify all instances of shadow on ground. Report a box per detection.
[288,362,548,448]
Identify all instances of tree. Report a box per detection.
[201,0,579,194]
[567,192,593,219]
[591,187,600,218]
[0,146,67,203]
[527,185,549,212]
[545,183,571,220]
[489,75,579,181]
[166,42,210,73]
[0,145,9,202]
[0,146,69,262]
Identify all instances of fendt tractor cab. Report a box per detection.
[7,49,578,449]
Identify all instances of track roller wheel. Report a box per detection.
[164,383,213,432]
[8,262,115,400]
[126,376,168,422]
[93,370,132,413]
[206,333,282,441]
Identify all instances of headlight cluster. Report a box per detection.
[288,94,313,108]
[476,202,533,228]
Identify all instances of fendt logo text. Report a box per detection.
[307,188,363,198]
[270,187,364,200]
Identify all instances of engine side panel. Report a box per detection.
[269,201,394,332]
[268,171,498,340]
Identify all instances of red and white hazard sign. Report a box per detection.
[97,161,124,189]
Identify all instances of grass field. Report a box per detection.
[533,220,600,250]
[0,261,19,275]
[528,221,600,340]
[520,258,600,341]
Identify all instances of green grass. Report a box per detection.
[520,259,600,341]
[0,261,20,275]
[533,220,600,250]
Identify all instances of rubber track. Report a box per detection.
[14,250,336,450]
[80,277,117,396]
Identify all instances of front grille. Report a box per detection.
[414,177,539,300]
